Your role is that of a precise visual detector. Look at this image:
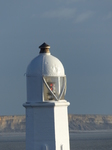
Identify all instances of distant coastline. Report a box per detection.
[0,114,112,133]
[70,129,112,133]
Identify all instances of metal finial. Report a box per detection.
[39,42,50,53]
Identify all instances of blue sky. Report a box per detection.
[0,0,112,115]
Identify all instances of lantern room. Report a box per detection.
[26,42,66,102]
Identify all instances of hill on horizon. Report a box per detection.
[0,114,112,133]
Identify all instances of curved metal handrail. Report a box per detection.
[58,77,66,100]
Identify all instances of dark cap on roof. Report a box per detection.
[39,42,50,53]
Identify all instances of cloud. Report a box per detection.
[41,7,76,19]
[31,7,94,24]
[75,11,95,23]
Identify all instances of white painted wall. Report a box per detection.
[24,101,70,150]
[26,76,42,102]
[54,105,70,150]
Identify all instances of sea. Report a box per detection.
[0,130,112,150]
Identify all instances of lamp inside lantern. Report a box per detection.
[43,76,66,101]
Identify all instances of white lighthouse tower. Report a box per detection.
[23,43,70,150]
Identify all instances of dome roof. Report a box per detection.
[26,53,65,77]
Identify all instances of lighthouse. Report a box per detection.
[23,43,70,150]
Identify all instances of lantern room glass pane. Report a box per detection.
[43,76,66,101]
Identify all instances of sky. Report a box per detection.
[0,0,112,115]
